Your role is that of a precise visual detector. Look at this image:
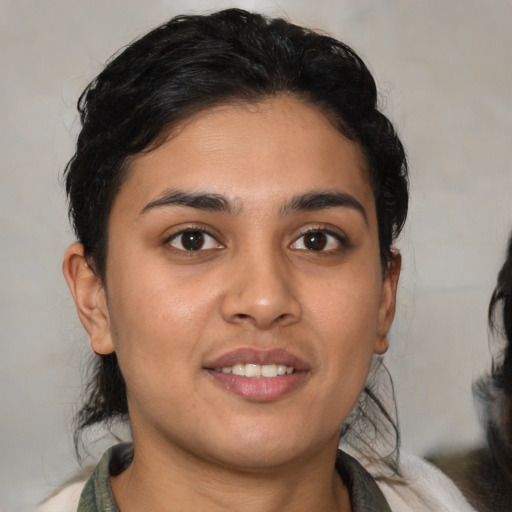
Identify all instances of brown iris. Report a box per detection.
[303,231,327,251]
[180,230,205,250]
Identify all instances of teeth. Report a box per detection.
[232,364,244,376]
[245,363,261,377]
[218,363,294,378]
[261,364,277,377]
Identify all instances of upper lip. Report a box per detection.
[203,348,310,372]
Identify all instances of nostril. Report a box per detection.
[236,314,250,320]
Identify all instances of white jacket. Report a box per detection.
[376,452,476,511]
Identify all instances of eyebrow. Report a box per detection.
[139,190,236,216]
[139,189,367,223]
[281,192,368,223]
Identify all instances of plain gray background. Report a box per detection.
[1,0,511,509]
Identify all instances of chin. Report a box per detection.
[212,443,306,472]
[201,423,330,472]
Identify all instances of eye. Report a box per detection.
[290,229,345,252]
[167,229,222,252]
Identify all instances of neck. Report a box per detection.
[110,437,350,512]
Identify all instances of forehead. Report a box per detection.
[115,96,375,220]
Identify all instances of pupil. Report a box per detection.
[305,231,327,251]
[182,231,204,250]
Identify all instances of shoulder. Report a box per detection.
[377,452,477,512]
[31,479,87,512]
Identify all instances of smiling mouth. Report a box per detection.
[204,348,309,400]
[213,363,295,378]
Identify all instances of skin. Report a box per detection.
[64,96,400,512]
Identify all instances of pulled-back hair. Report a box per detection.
[65,9,409,459]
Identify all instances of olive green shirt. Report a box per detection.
[77,443,392,511]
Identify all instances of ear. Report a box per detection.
[62,243,114,355]
[374,250,401,355]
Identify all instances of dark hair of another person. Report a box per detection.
[456,233,512,511]
[65,9,409,470]
[477,233,512,476]
[427,234,512,511]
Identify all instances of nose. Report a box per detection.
[220,247,302,330]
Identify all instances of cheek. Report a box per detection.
[299,282,382,440]
[309,272,382,346]
[105,261,220,383]
[307,271,382,389]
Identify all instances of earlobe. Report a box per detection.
[62,243,115,355]
[374,250,401,355]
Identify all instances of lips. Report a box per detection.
[203,348,310,402]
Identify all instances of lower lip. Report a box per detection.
[205,370,308,402]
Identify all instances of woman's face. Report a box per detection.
[73,96,399,470]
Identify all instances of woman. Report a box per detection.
[41,9,474,511]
